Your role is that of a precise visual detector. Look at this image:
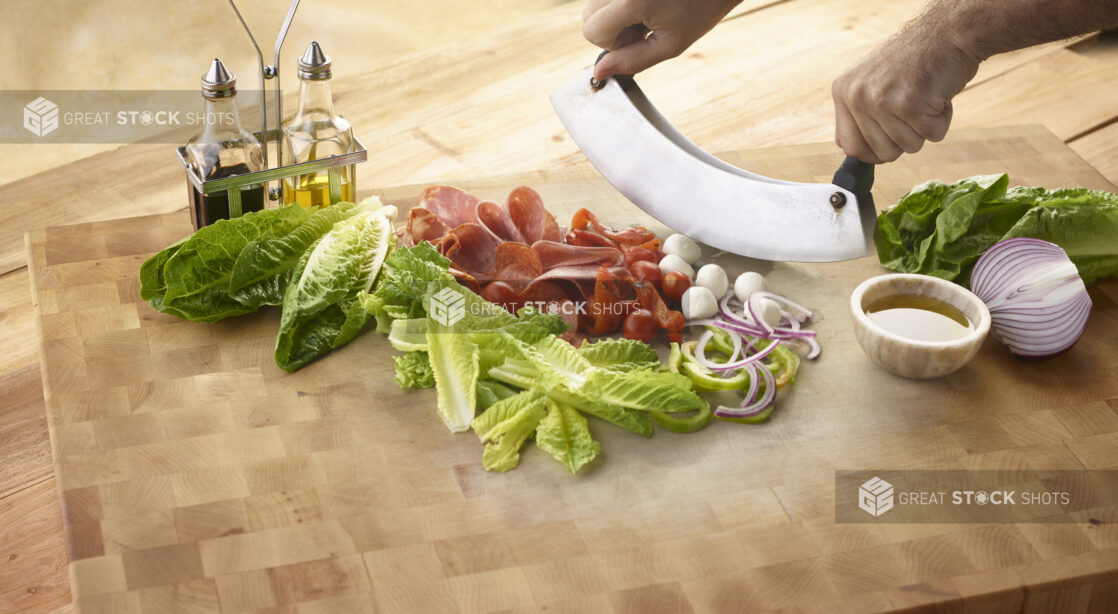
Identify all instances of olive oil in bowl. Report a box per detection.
[864,294,973,342]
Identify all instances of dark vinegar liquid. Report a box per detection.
[190,163,266,229]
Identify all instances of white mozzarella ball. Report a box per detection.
[747,296,782,328]
[733,271,766,302]
[658,254,695,279]
[694,263,729,298]
[662,233,701,264]
[681,286,718,320]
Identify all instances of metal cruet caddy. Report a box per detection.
[175,0,367,229]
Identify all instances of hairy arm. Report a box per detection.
[941,0,1118,60]
[833,0,1118,164]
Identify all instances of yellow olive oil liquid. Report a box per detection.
[865,294,973,342]
[282,170,354,208]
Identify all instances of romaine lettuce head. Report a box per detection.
[275,208,393,371]
[876,173,1118,285]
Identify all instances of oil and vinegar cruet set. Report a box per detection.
[177,0,367,229]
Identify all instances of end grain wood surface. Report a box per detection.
[4,1,1118,612]
[24,126,1118,613]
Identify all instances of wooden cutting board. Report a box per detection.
[27,126,1118,613]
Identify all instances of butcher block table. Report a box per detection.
[25,126,1118,613]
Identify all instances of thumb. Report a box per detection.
[594,34,681,81]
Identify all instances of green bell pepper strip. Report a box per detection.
[652,342,714,433]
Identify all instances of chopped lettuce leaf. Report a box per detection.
[476,380,519,411]
[471,389,547,472]
[535,400,600,474]
[394,351,434,389]
[579,338,661,370]
[584,368,706,413]
[426,324,480,433]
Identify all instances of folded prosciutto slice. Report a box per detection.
[531,240,624,271]
[419,186,481,228]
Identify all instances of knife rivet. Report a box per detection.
[589,77,605,91]
[830,192,847,209]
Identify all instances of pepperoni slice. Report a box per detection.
[493,242,543,293]
[418,186,481,227]
[531,240,624,271]
[508,186,561,244]
[477,200,525,243]
[449,267,482,295]
[438,223,498,282]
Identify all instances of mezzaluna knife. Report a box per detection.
[549,63,877,263]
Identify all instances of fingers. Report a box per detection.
[583,0,610,22]
[833,91,878,164]
[583,1,643,50]
[594,33,683,81]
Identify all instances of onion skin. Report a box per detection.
[971,238,1092,359]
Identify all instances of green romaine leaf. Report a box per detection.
[471,389,547,472]
[426,324,480,433]
[228,202,360,307]
[476,380,519,411]
[160,205,313,322]
[139,236,189,318]
[583,367,705,413]
[579,338,660,370]
[394,351,435,389]
[876,173,1118,285]
[535,400,600,474]
[275,208,393,371]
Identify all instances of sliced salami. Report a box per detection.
[438,223,498,282]
[508,186,561,244]
[477,200,526,243]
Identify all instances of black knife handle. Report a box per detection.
[832,156,875,200]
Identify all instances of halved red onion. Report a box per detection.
[970,238,1092,359]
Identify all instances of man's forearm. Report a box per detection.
[920,0,1118,61]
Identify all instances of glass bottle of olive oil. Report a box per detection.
[281,41,355,207]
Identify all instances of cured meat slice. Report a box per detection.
[571,208,657,246]
[565,228,618,249]
[406,207,449,245]
[508,186,561,244]
[438,223,498,282]
[477,200,525,243]
[418,186,481,228]
[492,242,543,293]
[449,267,482,296]
[531,240,624,271]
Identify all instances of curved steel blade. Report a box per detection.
[550,68,874,263]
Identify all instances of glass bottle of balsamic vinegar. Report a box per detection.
[281,41,356,207]
[184,58,265,229]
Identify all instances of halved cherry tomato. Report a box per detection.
[661,271,692,304]
[482,281,520,313]
[623,309,658,342]
[628,260,662,288]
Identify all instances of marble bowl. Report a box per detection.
[850,274,991,379]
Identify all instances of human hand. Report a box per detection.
[583,0,742,82]
[831,27,980,163]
